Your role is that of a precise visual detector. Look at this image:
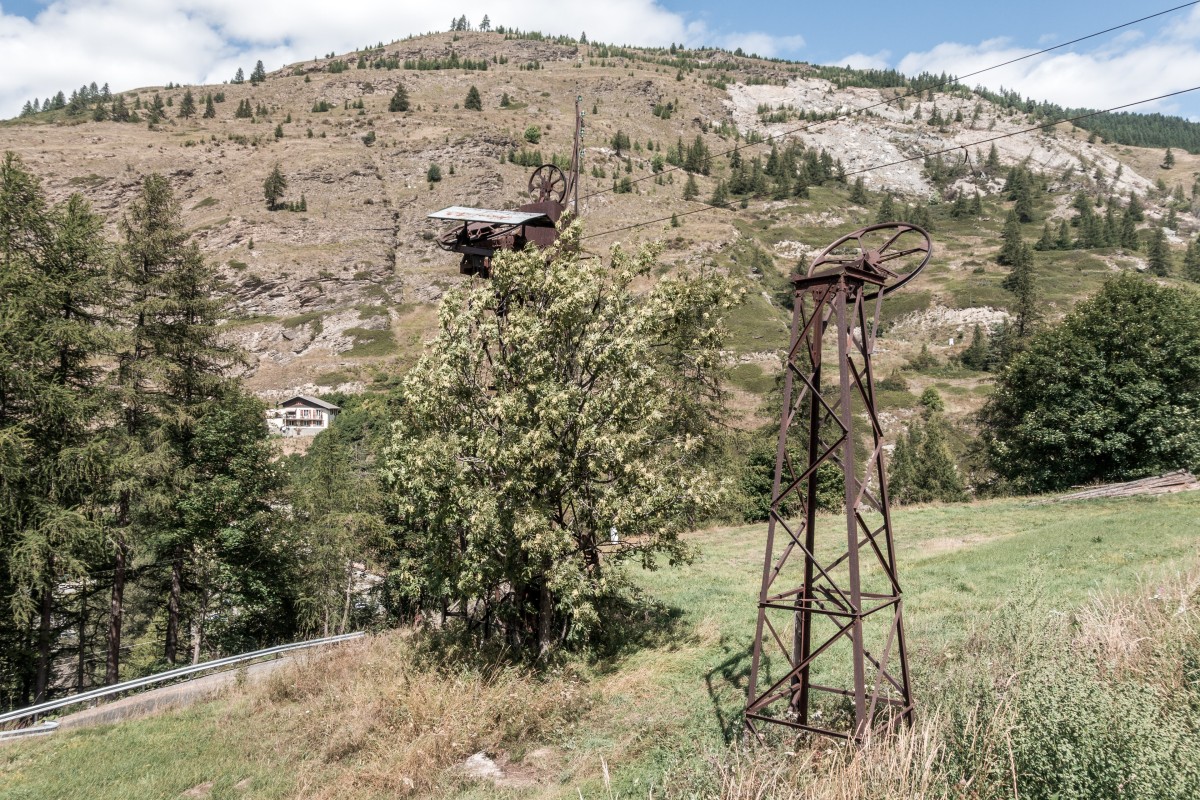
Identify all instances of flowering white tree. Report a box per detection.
[381,223,737,656]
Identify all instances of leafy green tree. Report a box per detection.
[177,89,196,119]
[250,60,267,85]
[389,83,410,112]
[263,163,287,209]
[982,274,1200,493]
[464,85,483,111]
[380,223,733,656]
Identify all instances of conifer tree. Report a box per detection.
[263,163,287,209]
[997,209,1023,266]
[682,172,699,201]
[464,85,483,111]
[0,153,114,700]
[1002,242,1038,337]
[178,89,196,119]
[986,143,1001,171]
[1035,221,1055,251]
[1120,197,1141,249]
[389,83,410,112]
[233,67,245,84]
[203,93,216,119]
[958,324,991,371]
[1147,226,1170,276]
[1183,236,1200,283]
[849,176,867,205]
[250,60,267,85]
[1056,219,1072,250]
[113,174,236,667]
[709,179,729,207]
[1163,147,1176,169]
[876,193,896,223]
[969,191,983,216]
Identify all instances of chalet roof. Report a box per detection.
[279,394,341,411]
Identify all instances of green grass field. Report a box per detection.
[2,492,1198,799]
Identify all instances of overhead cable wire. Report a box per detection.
[580,84,1200,241]
[578,1,1200,203]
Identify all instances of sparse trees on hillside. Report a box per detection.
[263,163,287,209]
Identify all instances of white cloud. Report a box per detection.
[895,9,1200,115]
[0,0,808,117]
[834,50,892,71]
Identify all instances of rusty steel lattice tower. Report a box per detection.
[745,223,932,743]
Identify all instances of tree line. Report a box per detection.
[0,153,375,708]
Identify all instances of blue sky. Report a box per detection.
[2,0,1199,119]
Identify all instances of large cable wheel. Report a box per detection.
[528,164,567,204]
[806,222,932,300]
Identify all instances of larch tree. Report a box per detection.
[263,163,287,210]
[177,89,196,119]
[389,83,410,112]
[0,152,114,702]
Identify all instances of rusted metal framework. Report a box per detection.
[745,223,931,743]
[428,96,585,277]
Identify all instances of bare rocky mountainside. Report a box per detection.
[2,30,1197,429]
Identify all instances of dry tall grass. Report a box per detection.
[688,565,1200,800]
[248,629,587,797]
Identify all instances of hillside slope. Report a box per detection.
[2,31,1197,429]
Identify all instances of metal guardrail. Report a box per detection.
[0,722,58,740]
[0,631,365,727]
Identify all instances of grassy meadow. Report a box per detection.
[2,491,1199,799]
